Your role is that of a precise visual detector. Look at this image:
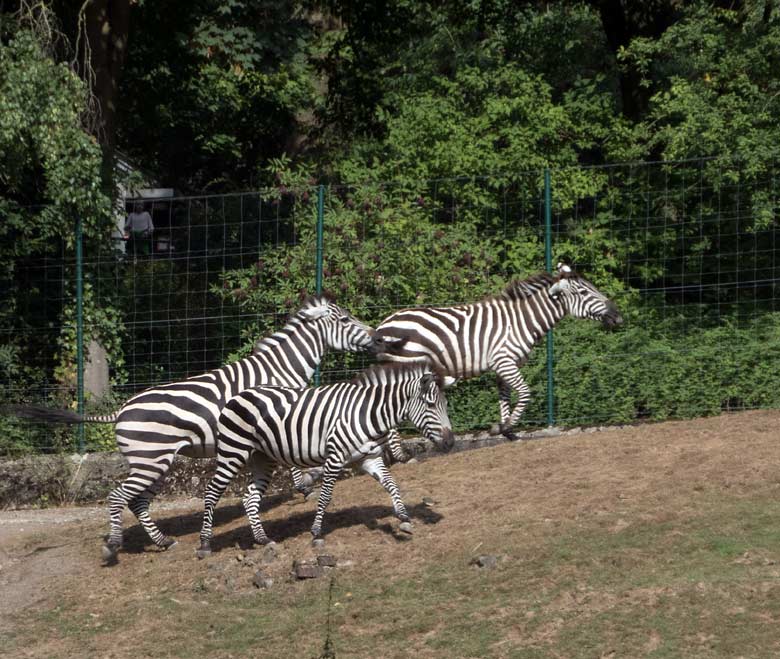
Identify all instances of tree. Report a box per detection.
[115,0,318,192]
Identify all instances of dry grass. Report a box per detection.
[2,410,780,658]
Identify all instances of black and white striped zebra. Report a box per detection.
[8,296,375,562]
[373,264,622,441]
[196,363,454,555]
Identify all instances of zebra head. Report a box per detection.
[548,265,623,328]
[297,296,376,352]
[405,370,455,452]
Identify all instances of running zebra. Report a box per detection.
[8,296,375,562]
[197,363,454,555]
[373,264,623,441]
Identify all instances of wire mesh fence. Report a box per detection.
[2,156,779,455]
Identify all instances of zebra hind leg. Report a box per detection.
[358,455,413,535]
[127,496,177,551]
[125,470,179,551]
[103,478,154,563]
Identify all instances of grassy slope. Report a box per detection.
[2,410,780,658]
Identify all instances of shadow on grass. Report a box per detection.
[118,494,443,555]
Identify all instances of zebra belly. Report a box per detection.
[346,440,384,464]
[179,439,217,458]
[255,430,328,468]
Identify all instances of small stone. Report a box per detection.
[236,554,245,563]
[293,560,323,579]
[422,497,436,507]
[262,543,278,564]
[317,555,337,568]
[470,554,498,569]
[252,570,273,589]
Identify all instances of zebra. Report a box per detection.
[372,264,623,441]
[8,296,375,562]
[196,363,455,556]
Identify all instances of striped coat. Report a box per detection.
[373,266,622,439]
[197,363,454,553]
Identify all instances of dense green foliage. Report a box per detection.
[0,10,117,453]
[2,1,780,454]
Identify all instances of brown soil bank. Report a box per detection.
[1,409,780,658]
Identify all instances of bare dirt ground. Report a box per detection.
[1,410,780,658]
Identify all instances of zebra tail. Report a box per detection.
[2,404,117,425]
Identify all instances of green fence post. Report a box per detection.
[544,169,555,427]
[314,184,325,386]
[75,216,85,453]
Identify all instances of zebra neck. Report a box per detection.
[351,380,413,434]
[252,321,325,384]
[506,291,566,342]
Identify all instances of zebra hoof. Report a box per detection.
[196,545,212,560]
[399,521,414,535]
[312,537,325,549]
[160,537,178,551]
[101,544,119,563]
[489,423,503,436]
[304,489,319,502]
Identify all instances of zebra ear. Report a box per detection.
[299,303,331,320]
[378,335,405,346]
[419,372,436,392]
[549,278,571,297]
[557,262,573,275]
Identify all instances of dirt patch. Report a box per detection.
[1,410,780,657]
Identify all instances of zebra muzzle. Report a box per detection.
[438,428,455,452]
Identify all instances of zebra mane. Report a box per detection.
[253,294,338,354]
[281,293,336,325]
[349,363,444,388]
[296,292,335,315]
[498,272,558,302]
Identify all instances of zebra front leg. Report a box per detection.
[197,450,251,558]
[490,360,531,440]
[310,453,348,547]
[384,429,409,464]
[358,455,413,535]
[289,466,323,500]
[243,452,276,546]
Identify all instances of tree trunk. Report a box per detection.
[82,0,131,186]
[591,0,678,121]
